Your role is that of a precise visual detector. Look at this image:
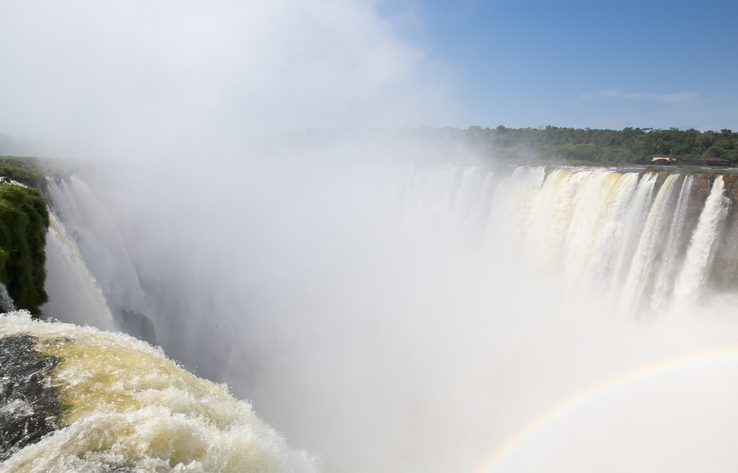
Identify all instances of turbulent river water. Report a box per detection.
[4,163,738,472]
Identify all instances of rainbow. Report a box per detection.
[478,345,738,473]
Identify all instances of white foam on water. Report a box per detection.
[674,176,729,304]
[0,311,317,473]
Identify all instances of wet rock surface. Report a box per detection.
[0,334,61,461]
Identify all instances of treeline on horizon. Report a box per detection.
[425,125,738,165]
[4,126,738,166]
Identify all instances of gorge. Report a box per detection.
[3,156,738,473]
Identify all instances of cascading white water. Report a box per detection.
[621,174,681,315]
[392,166,729,312]
[41,213,114,330]
[0,281,15,313]
[673,175,730,304]
[515,169,594,271]
[0,311,317,473]
[650,175,694,312]
[43,177,154,338]
[44,178,149,314]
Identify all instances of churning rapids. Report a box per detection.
[4,162,738,473]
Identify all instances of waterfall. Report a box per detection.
[673,175,729,304]
[41,213,115,330]
[8,163,737,473]
[392,166,732,313]
[650,175,694,312]
[43,177,154,340]
[621,174,681,315]
[0,281,15,313]
[44,177,148,314]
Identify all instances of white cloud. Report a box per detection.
[582,90,698,105]
[597,89,621,97]
[0,0,454,157]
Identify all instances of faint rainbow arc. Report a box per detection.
[478,346,738,473]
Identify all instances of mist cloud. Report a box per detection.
[0,0,454,158]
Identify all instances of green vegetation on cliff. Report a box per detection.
[0,157,51,315]
[0,156,68,193]
[444,126,738,165]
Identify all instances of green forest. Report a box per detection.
[432,126,738,166]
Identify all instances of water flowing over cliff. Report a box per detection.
[0,312,317,473]
[6,163,738,473]
[391,166,734,314]
[41,212,115,330]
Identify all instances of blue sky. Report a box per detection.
[398,0,738,130]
